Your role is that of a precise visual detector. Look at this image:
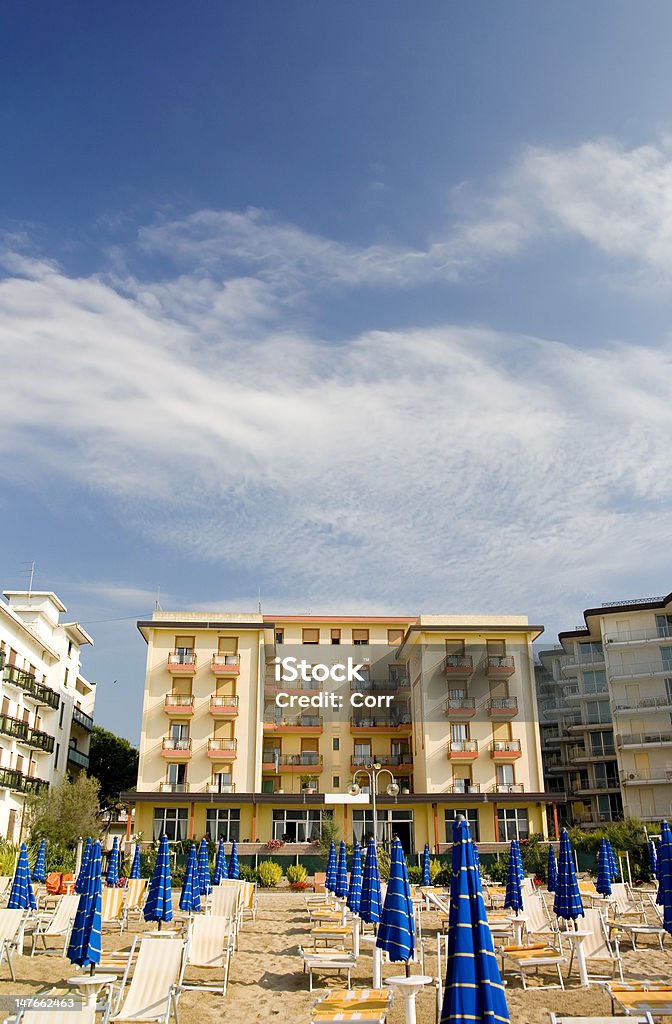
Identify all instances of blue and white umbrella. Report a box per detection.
[32,839,47,884]
[657,820,672,934]
[440,817,509,1024]
[129,846,141,880]
[228,840,239,880]
[179,844,201,913]
[605,838,619,880]
[422,843,431,887]
[553,829,584,922]
[8,843,36,911]
[67,839,102,971]
[377,838,415,964]
[596,838,612,897]
[75,838,93,894]
[547,845,558,893]
[473,842,481,877]
[347,842,363,914]
[504,840,524,913]
[648,839,658,878]
[335,840,348,899]
[144,835,173,927]
[325,841,337,894]
[197,838,212,896]
[359,838,382,925]
[106,837,120,887]
[213,840,227,885]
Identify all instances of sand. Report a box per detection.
[1,893,671,1024]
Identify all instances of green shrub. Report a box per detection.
[239,864,257,883]
[433,866,452,887]
[376,846,391,881]
[171,866,185,888]
[286,864,308,884]
[520,834,547,881]
[257,860,283,888]
[485,856,509,884]
[0,842,19,875]
[407,865,422,884]
[429,858,443,883]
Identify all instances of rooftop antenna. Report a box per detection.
[154,586,162,612]
[257,585,262,614]
[17,561,37,598]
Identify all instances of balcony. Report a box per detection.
[0,715,29,742]
[565,687,609,704]
[71,706,94,731]
[265,679,322,696]
[161,738,193,760]
[2,664,32,691]
[485,656,515,678]
[211,654,241,677]
[0,767,24,791]
[206,782,236,793]
[159,782,190,793]
[67,747,90,769]
[167,653,197,677]
[489,783,525,794]
[489,740,522,761]
[22,775,49,796]
[207,738,238,759]
[443,698,476,720]
[262,753,324,771]
[264,715,323,733]
[613,696,672,714]
[617,731,672,749]
[26,728,55,753]
[443,655,474,680]
[447,740,479,761]
[620,769,672,785]
[350,753,413,770]
[445,782,481,794]
[350,677,409,693]
[605,625,672,645]
[350,715,412,733]
[164,694,195,716]
[570,783,620,796]
[7,670,60,710]
[609,662,672,680]
[487,697,519,719]
[209,695,240,717]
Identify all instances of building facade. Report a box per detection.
[126,610,562,851]
[0,591,96,841]
[536,590,672,828]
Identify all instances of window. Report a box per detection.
[445,639,466,656]
[578,641,603,663]
[272,809,323,842]
[153,807,189,842]
[174,637,194,663]
[582,670,607,693]
[585,701,611,725]
[451,773,474,794]
[205,808,240,841]
[497,808,529,841]
[594,763,619,788]
[218,637,238,654]
[352,808,414,849]
[354,742,371,758]
[486,639,506,658]
[445,809,479,842]
[302,628,320,644]
[1,697,8,716]
[67,640,73,658]
[170,722,189,742]
[211,771,233,792]
[656,615,672,639]
[597,793,623,822]
[275,630,284,646]
[54,743,59,769]
[332,776,340,788]
[352,629,369,646]
[450,723,469,742]
[63,669,69,688]
[331,629,341,645]
[167,763,186,786]
[662,647,672,672]
[332,737,340,751]
[387,629,404,646]
[59,703,65,729]
[591,731,615,756]
[449,688,466,700]
[496,764,515,785]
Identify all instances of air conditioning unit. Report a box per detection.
[627,773,637,780]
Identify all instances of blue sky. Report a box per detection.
[2,2,672,742]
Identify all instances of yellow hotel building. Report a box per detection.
[124,611,563,853]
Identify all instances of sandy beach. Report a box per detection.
[1,894,670,1024]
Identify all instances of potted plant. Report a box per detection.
[300,775,317,794]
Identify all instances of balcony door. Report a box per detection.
[167,763,186,787]
[170,723,189,743]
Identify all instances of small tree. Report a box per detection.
[27,774,101,849]
[88,726,139,808]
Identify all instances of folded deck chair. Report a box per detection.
[104,936,186,1024]
[609,883,646,921]
[500,941,566,990]
[299,946,357,992]
[567,909,623,983]
[29,894,80,957]
[124,879,148,921]
[0,909,27,980]
[15,1006,97,1024]
[179,915,234,996]
[208,884,242,947]
[101,887,126,934]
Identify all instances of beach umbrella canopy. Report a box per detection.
[335,840,348,899]
[553,828,584,921]
[596,839,612,897]
[657,820,672,933]
[8,843,36,911]
[197,838,212,896]
[144,834,173,925]
[648,839,658,878]
[473,842,480,877]
[504,840,524,913]
[228,840,239,880]
[605,839,619,880]
[440,817,509,1024]
[377,838,415,964]
[129,846,141,880]
[67,839,102,970]
[179,844,201,913]
[422,843,431,887]
[360,838,382,925]
[32,839,47,884]
[75,838,93,894]
[347,842,363,914]
[213,840,227,885]
[547,845,558,893]
[106,837,120,887]
[325,841,337,893]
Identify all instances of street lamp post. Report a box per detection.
[348,763,400,846]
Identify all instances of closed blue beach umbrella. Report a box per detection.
[335,840,348,899]
[144,834,173,927]
[228,840,239,880]
[648,839,658,878]
[596,838,612,897]
[197,838,212,896]
[106,837,120,887]
[67,839,102,971]
[547,845,558,893]
[440,817,509,1024]
[504,840,524,913]
[75,838,93,894]
[347,842,363,914]
[605,838,619,880]
[422,843,431,887]
[553,829,584,922]
[129,845,141,880]
[359,838,382,926]
[657,820,672,934]
[8,843,36,911]
[325,841,337,893]
[179,844,201,913]
[213,840,227,885]
[32,839,47,884]
[376,838,415,964]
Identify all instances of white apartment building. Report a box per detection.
[0,590,96,841]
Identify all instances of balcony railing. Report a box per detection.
[443,698,476,715]
[486,656,515,674]
[162,738,192,751]
[164,693,195,708]
[212,654,241,672]
[206,782,236,793]
[262,753,323,767]
[209,695,240,709]
[617,731,672,747]
[350,678,408,692]
[350,754,413,767]
[489,740,522,755]
[264,715,323,728]
[610,662,672,679]
[0,767,23,791]
[159,782,190,793]
[71,706,94,730]
[613,696,672,713]
[605,625,672,644]
[167,653,197,669]
[489,783,525,793]
[27,728,55,753]
[620,769,672,783]
[350,715,411,729]
[3,666,60,709]
[443,655,474,675]
[66,747,90,769]
[22,775,49,795]
[0,715,29,742]
[445,782,481,793]
[487,697,518,715]
[207,738,238,752]
[447,740,479,754]
[2,664,34,690]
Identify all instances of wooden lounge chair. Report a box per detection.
[0,909,27,980]
[29,894,80,957]
[104,936,186,1024]
[500,941,566,990]
[299,946,357,992]
[179,915,234,996]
